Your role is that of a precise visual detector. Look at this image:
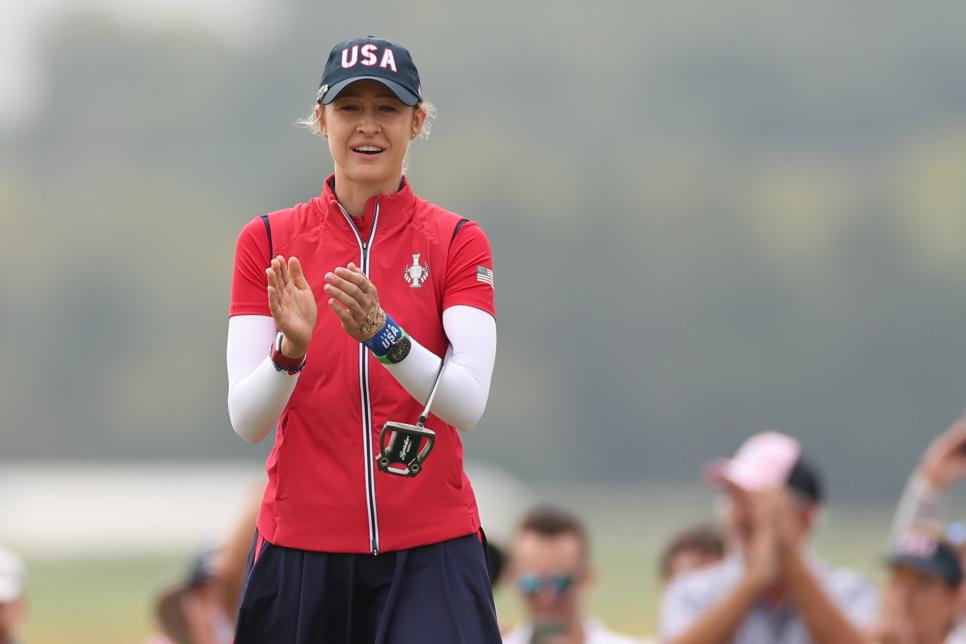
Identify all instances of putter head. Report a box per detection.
[377,421,436,477]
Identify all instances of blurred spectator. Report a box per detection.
[633,523,727,643]
[146,483,262,644]
[486,539,507,588]
[888,418,966,642]
[660,431,877,644]
[147,547,233,644]
[211,484,261,623]
[870,524,963,644]
[658,522,725,587]
[0,545,26,644]
[502,504,644,644]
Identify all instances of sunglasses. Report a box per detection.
[517,573,575,597]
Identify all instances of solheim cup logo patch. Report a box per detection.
[404,253,430,288]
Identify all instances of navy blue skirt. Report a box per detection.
[234,532,501,644]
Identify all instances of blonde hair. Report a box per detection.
[296,101,437,139]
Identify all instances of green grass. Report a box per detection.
[21,553,185,644]
[18,485,895,642]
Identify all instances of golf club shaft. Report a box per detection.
[417,355,447,426]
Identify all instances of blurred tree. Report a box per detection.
[3,0,966,500]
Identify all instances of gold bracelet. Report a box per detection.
[357,307,386,341]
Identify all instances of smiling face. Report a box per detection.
[317,79,425,195]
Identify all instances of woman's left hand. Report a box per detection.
[324,263,384,342]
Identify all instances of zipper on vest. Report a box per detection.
[335,200,381,556]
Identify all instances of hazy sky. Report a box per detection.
[0,0,274,128]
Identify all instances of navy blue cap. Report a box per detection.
[887,530,963,588]
[317,37,422,106]
[184,546,219,588]
[786,456,823,505]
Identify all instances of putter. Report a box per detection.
[377,358,446,477]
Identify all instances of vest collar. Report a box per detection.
[318,174,416,239]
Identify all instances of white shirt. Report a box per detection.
[502,618,647,644]
[660,554,877,644]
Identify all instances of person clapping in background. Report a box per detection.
[660,432,877,644]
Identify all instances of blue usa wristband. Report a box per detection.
[364,313,405,357]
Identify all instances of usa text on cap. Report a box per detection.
[317,37,422,107]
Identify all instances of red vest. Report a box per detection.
[230,176,495,553]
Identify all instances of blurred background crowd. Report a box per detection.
[8,424,966,643]
[3,0,966,642]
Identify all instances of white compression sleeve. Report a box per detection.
[227,306,496,439]
[226,315,298,444]
[384,305,497,431]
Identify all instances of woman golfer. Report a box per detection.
[226,36,500,644]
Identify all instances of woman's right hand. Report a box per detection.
[266,256,317,358]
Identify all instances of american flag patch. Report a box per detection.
[476,265,494,286]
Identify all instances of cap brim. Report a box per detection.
[320,76,420,106]
[886,553,958,586]
[705,458,759,492]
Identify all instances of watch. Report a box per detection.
[384,334,412,364]
[271,332,307,375]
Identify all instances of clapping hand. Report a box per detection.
[746,490,782,589]
[266,256,317,358]
[746,488,806,589]
[323,263,384,342]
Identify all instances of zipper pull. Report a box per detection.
[362,242,368,250]
[371,547,379,557]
